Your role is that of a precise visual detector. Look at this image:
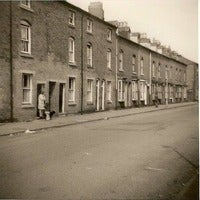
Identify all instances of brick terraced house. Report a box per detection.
[0,0,198,122]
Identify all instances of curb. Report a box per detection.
[0,103,197,137]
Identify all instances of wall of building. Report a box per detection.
[0,2,11,122]
[0,1,195,122]
[82,12,117,113]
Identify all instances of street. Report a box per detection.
[0,105,198,199]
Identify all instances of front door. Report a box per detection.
[101,80,105,111]
[96,80,100,111]
[49,81,56,111]
[59,83,65,113]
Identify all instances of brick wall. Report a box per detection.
[0,2,11,121]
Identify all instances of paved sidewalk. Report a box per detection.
[0,102,197,137]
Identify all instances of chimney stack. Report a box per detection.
[88,2,104,20]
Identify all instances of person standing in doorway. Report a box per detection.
[38,91,46,119]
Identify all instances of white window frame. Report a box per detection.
[132,55,136,72]
[107,29,112,41]
[87,19,93,33]
[87,79,93,102]
[132,81,138,100]
[107,81,112,101]
[68,77,76,102]
[119,50,123,71]
[183,71,186,82]
[140,57,144,75]
[152,61,155,77]
[165,66,168,80]
[20,0,30,8]
[69,10,75,26]
[140,82,145,100]
[22,73,32,104]
[107,49,112,69]
[158,63,161,78]
[118,80,124,101]
[69,37,75,63]
[21,20,31,54]
[87,43,93,67]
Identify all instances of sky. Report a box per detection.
[67,0,198,63]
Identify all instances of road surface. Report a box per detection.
[0,105,198,199]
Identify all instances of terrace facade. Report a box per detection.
[0,0,194,122]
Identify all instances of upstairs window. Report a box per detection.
[140,57,144,75]
[165,65,168,80]
[158,63,161,78]
[119,50,123,71]
[87,19,93,33]
[69,11,75,26]
[87,43,93,67]
[132,55,136,72]
[21,0,30,8]
[21,20,31,54]
[152,61,155,77]
[22,73,32,104]
[69,37,75,63]
[107,49,112,69]
[175,68,178,80]
[169,66,172,79]
[183,71,186,82]
[107,29,112,41]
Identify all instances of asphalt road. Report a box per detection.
[0,105,198,199]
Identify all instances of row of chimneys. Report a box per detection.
[88,2,180,60]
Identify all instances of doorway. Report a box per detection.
[59,83,65,113]
[49,81,56,111]
[36,83,45,117]
[101,80,105,111]
[96,79,100,111]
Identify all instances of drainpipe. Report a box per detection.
[149,52,152,105]
[137,48,140,107]
[115,31,118,110]
[9,1,14,122]
[80,13,84,114]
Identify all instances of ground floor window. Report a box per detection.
[22,73,32,104]
[132,81,138,100]
[140,82,145,100]
[106,81,112,102]
[87,79,93,102]
[118,80,124,101]
[68,77,76,102]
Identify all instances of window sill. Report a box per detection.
[119,69,124,72]
[87,31,93,35]
[87,102,93,105]
[20,5,34,12]
[69,62,77,67]
[132,72,137,74]
[68,24,75,29]
[118,100,125,102]
[140,74,144,76]
[68,102,77,106]
[87,64,93,68]
[107,100,112,104]
[107,39,112,43]
[20,53,34,59]
[22,104,34,108]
